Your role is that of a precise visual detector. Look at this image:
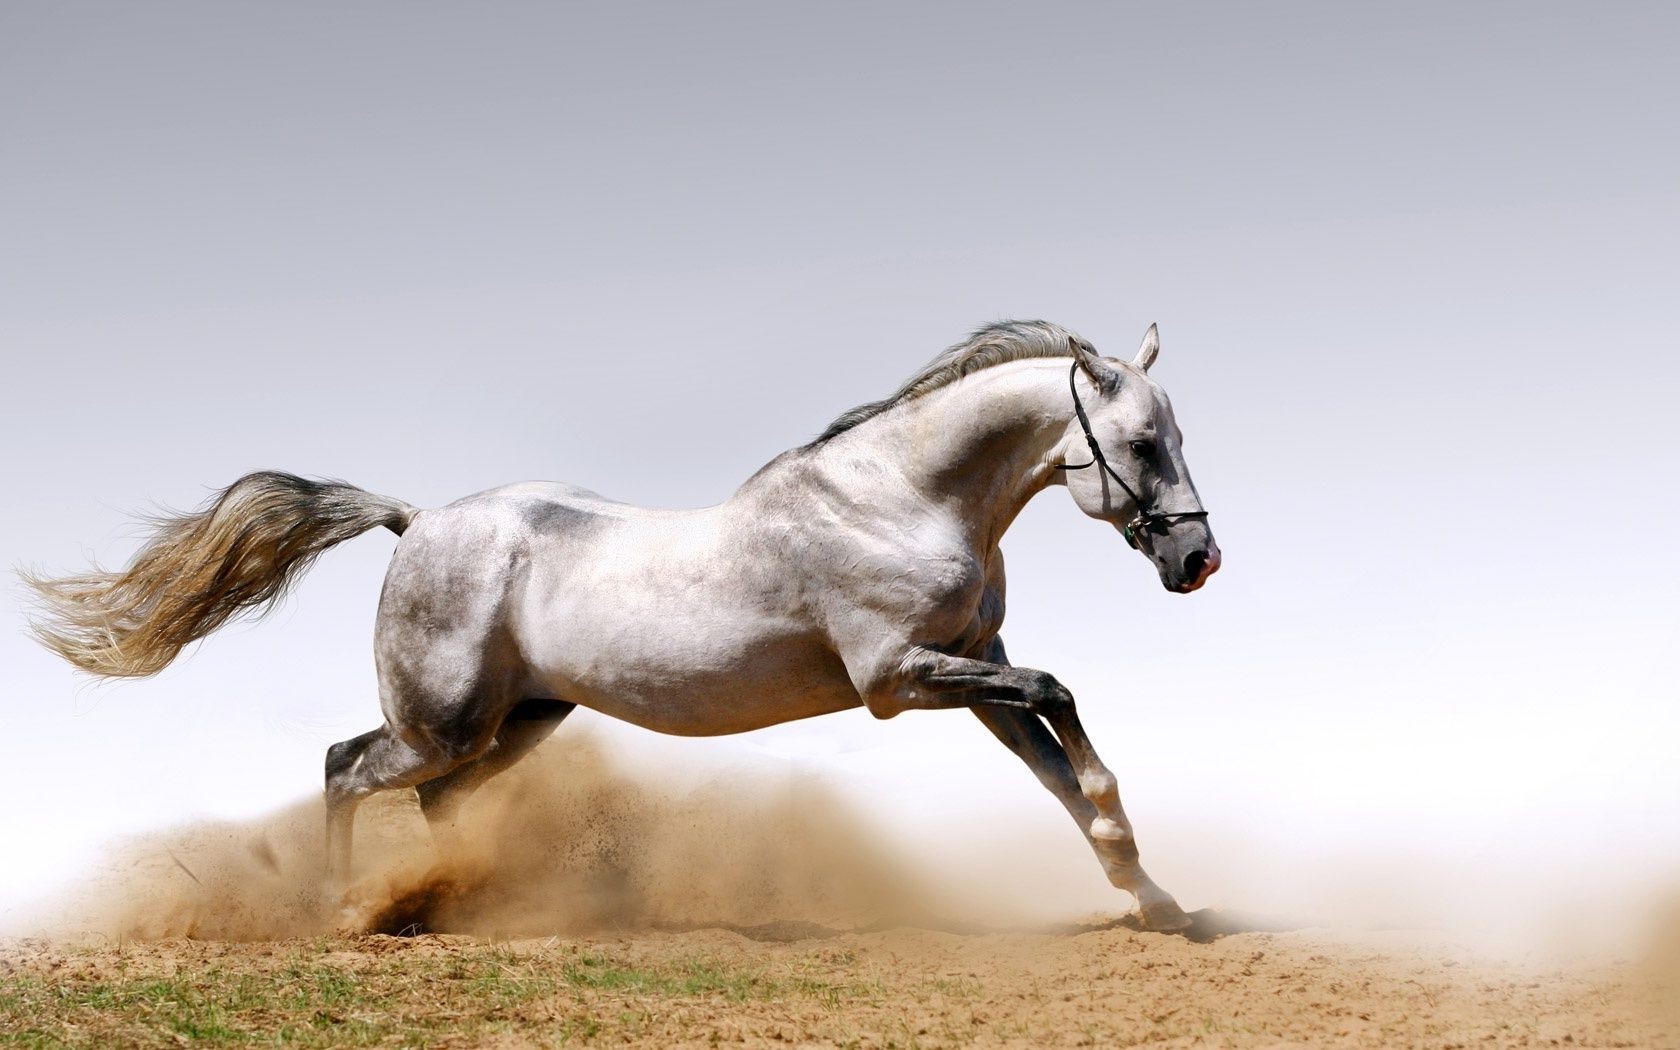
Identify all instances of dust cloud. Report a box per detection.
[23,734,936,943]
[17,729,1680,979]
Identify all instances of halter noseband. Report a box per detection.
[1057,363,1210,551]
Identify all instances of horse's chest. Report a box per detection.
[868,546,1004,650]
[971,582,1006,641]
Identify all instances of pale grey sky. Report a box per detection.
[3,3,1676,938]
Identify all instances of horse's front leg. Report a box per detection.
[965,639,1191,932]
[1022,704,1189,931]
[856,638,1189,929]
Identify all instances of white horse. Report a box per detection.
[28,320,1220,930]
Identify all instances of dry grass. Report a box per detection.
[0,935,893,1048]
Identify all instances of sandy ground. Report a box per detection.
[6,737,1676,1046]
[4,917,1675,1048]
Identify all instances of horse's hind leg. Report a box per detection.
[335,505,533,882]
[416,698,576,840]
[323,717,497,885]
[324,728,382,878]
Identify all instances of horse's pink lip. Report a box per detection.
[1198,551,1221,586]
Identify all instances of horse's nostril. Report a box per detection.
[1183,550,1208,580]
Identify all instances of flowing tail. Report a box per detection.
[22,471,415,679]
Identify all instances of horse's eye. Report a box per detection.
[1129,440,1156,460]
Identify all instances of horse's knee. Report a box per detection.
[1030,674,1075,715]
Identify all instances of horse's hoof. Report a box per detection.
[1138,897,1192,932]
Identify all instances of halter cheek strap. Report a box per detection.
[1056,363,1210,550]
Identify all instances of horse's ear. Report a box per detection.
[1068,336,1120,392]
[1133,323,1160,373]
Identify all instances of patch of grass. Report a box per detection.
[786,973,886,1008]
[0,940,899,1047]
[556,952,885,1008]
[559,953,767,1000]
[925,976,984,1000]
[0,957,524,1047]
[2,975,263,1047]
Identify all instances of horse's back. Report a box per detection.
[432,479,642,529]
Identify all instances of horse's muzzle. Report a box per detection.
[1175,545,1221,593]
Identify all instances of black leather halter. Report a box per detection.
[1057,363,1211,550]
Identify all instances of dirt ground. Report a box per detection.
[4,915,1676,1048]
[5,738,1676,1047]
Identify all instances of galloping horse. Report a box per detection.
[28,320,1220,930]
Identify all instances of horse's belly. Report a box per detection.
[523,604,863,736]
[540,646,863,736]
[576,677,863,736]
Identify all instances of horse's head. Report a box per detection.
[1060,325,1221,594]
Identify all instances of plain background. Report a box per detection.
[3,3,1675,945]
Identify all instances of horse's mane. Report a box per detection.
[809,319,1087,445]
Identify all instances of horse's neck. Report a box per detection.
[834,360,1073,550]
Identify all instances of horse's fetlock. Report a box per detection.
[1094,823,1141,870]
[1091,815,1132,843]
